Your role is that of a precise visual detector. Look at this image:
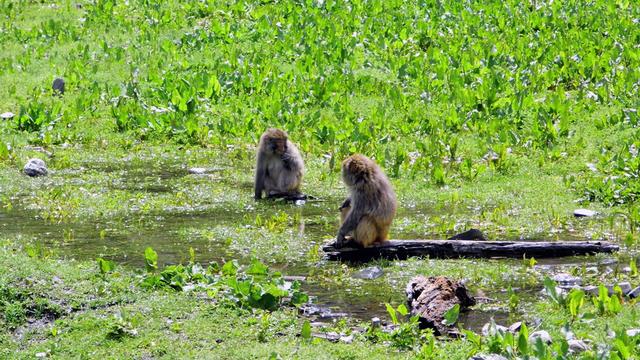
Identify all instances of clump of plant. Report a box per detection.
[15,100,62,132]
[0,284,64,330]
[365,303,436,352]
[139,247,308,311]
[579,139,640,206]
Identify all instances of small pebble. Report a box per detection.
[481,323,508,336]
[626,329,640,337]
[0,112,14,119]
[553,273,582,286]
[353,266,384,280]
[339,334,353,344]
[371,317,381,328]
[616,282,632,294]
[626,286,640,299]
[574,209,598,217]
[469,354,508,360]
[188,167,207,175]
[508,321,523,333]
[24,158,48,177]
[529,330,552,344]
[568,339,589,353]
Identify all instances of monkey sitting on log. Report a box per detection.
[254,128,305,200]
[335,154,397,248]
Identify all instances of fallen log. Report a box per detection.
[322,240,619,262]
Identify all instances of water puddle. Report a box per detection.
[0,159,623,330]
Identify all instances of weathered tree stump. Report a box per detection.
[406,276,475,336]
[323,239,618,262]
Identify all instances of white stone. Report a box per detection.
[529,330,552,344]
[627,329,640,337]
[574,209,598,217]
[0,112,14,119]
[568,339,589,353]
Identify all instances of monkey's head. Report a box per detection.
[261,128,288,155]
[341,154,374,188]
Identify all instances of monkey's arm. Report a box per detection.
[339,198,351,210]
[254,153,266,199]
[281,142,304,171]
[336,207,362,245]
[281,153,303,172]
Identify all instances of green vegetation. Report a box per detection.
[1,0,640,359]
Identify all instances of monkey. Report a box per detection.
[335,154,397,248]
[254,128,304,200]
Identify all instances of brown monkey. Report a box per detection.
[254,128,304,200]
[335,154,397,248]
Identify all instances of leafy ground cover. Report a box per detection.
[1,0,640,359]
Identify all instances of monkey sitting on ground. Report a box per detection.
[335,154,397,248]
[254,128,305,200]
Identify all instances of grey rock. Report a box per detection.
[542,286,566,297]
[353,266,384,280]
[469,354,508,360]
[574,209,598,217]
[582,285,599,296]
[553,273,582,286]
[626,329,640,337]
[585,267,599,275]
[626,286,640,299]
[23,158,48,177]
[188,167,224,175]
[481,322,508,336]
[371,317,381,328]
[568,339,589,353]
[448,228,488,241]
[599,258,618,266]
[529,330,552,344]
[616,281,632,294]
[188,167,207,175]
[508,321,523,333]
[339,334,353,343]
[0,112,14,119]
[313,331,340,342]
[52,77,65,95]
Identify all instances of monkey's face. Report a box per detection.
[269,138,287,155]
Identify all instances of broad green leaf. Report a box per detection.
[301,320,311,340]
[144,247,158,272]
[442,304,460,326]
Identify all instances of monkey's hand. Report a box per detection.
[339,198,351,211]
[334,232,348,248]
[281,154,293,170]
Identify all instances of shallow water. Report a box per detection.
[0,159,621,330]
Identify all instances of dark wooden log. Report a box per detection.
[322,240,619,262]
